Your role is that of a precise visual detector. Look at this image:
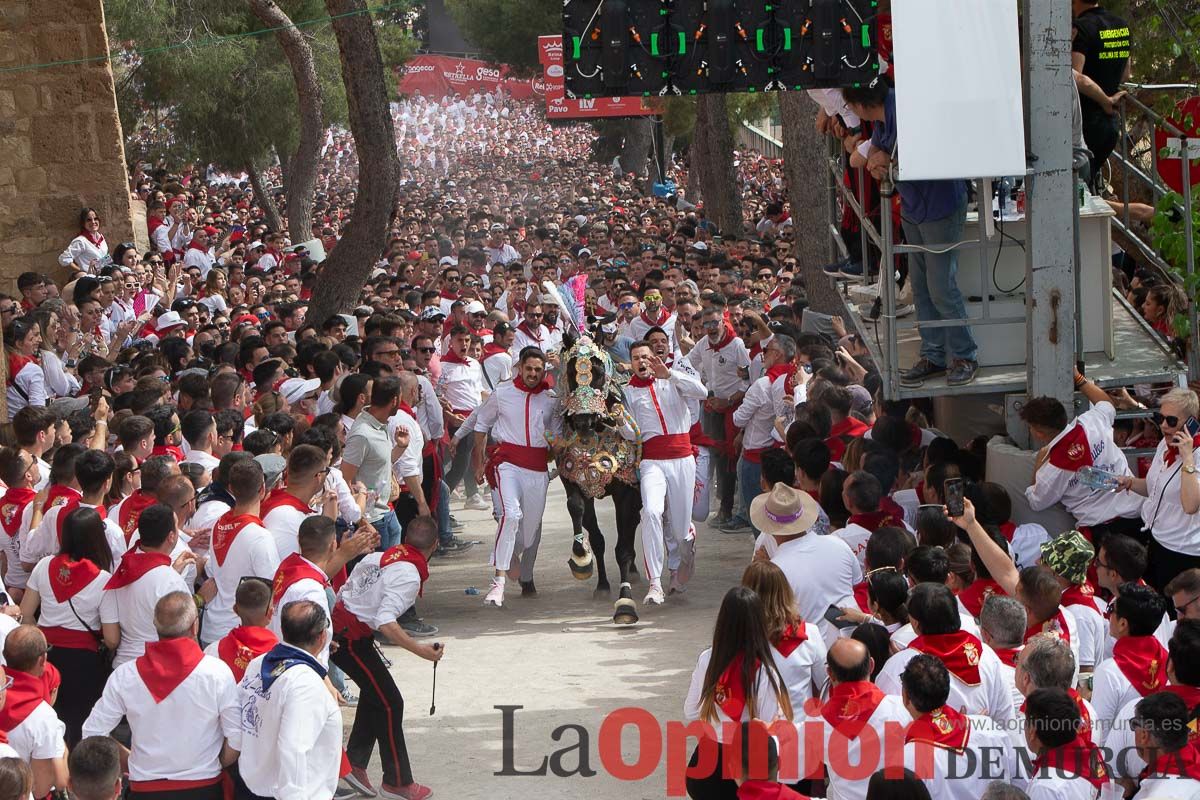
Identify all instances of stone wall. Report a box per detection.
[0,0,134,293]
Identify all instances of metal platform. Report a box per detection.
[843,287,1186,399]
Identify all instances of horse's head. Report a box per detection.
[560,337,615,431]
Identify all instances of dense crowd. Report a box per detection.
[0,2,1195,797]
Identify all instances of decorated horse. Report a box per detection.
[552,334,644,625]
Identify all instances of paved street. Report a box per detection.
[352,480,753,799]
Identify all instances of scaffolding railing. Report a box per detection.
[1110,82,1200,379]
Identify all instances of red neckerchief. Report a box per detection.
[186,239,207,252]
[1048,423,1094,471]
[118,489,158,543]
[774,622,809,658]
[764,363,792,384]
[0,488,35,537]
[1025,608,1072,646]
[1061,583,1104,615]
[397,402,418,422]
[708,325,737,352]
[441,349,471,365]
[6,353,37,379]
[217,626,278,682]
[627,373,658,388]
[151,444,186,461]
[999,520,1017,542]
[736,780,809,800]
[748,341,765,362]
[820,681,887,739]
[847,509,904,533]
[909,631,984,685]
[829,416,870,441]
[0,669,50,731]
[1032,736,1109,789]
[41,484,79,516]
[104,546,171,589]
[212,511,263,566]
[512,376,550,394]
[958,578,1006,618]
[81,230,105,248]
[914,481,927,504]
[270,553,330,614]
[47,555,101,603]
[439,289,459,301]
[135,638,205,703]
[1141,745,1200,780]
[1165,434,1200,467]
[1113,635,1169,696]
[260,487,313,517]
[712,652,756,720]
[517,322,543,343]
[905,705,970,754]
[993,646,1020,667]
[853,581,871,612]
[639,308,669,327]
[381,543,430,596]
[483,343,508,360]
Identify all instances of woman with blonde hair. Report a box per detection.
[741,560,829,712]
[683,586,793,799]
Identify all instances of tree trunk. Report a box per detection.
[246,0,324,242]
[307,0,401,323]
[618,117,653,179]
[694,94,743,236]
[779,91,842,315]
[247,162,284,232]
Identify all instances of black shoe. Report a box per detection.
[899,358,946,387]
[520,580,538,597]
[434,537,476,557]
[401,619,439,637]
[946,359,979,386]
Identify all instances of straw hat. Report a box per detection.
[749,484,820,537]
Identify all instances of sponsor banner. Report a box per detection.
[398,54,532,99]
[537,35,655,119]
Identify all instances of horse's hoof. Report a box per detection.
[613,583,639,625]
[568,553,594,580]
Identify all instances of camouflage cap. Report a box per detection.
[1040,530,1095,585]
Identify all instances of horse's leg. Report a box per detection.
[564,482,593,581]
[584,498,611,595]
[612,482,642,625]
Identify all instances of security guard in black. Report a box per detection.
[1071,0,1131,182]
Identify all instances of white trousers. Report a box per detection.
[489,463,548,572]
[639,456,696,586]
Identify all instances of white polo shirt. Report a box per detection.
[236,649,342,800]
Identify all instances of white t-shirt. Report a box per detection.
[337,552,420,631]
[770,534,861,646]
[99,562,189,666]
[203,518,280,644]
[27,556,110,633]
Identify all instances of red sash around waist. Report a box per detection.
[129,775,223,793]
[332,600,373,642]
[40,626,99,652]
[642,433,693,460]
[492,443,549,473]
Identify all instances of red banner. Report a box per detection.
[398,54,534,99]
[538,35,655,119]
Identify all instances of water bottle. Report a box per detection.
[999,177,1015,217]
[1077,465,1120,492]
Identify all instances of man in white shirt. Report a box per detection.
[100,504,193,666]
[262,444,335,559]
[182,226,216,278]
[877,583,1018,734]
[899,654,1016,800]
[1015,634,1099,750]
[237,600,343,800]
[202,459,281,646]
[626,286,677,347]
[332,519,443,800]
[1127,692,1200,800]
[390,373,430,532]
[481,323,515,391]
[187,451,254,540]
[1091,584,1171,745]
[1041,530,1108,673]
[687,304,750,529]
[757,484,859,646]
[793,639,911,799]
[509,303,550,356]
[1021,687,1114,800]
[619,341,707,604]
[0,626,67,798]
[12,406,55,494]
[979,594,1028,716]
[180,410,221,478]
[84,591,240,800]
[439,325,488,512]
[1021,376,1144,536]
[21,448,126,572]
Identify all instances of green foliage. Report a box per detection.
[443,0,559,71]
[106,0,414,169]
[1110,0,1199,90]
[659,93,776,143]
[1148,183,1200,338]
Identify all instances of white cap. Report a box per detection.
[466,300,487,315]
[249,240,265,250]
[691,241,709,252]
[279,377,322,405]
[439,256,459,266]
[155,311,186,332]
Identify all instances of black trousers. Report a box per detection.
[394,492,419,536]
[1149,537,1200,601]
[333,635,413,787]
[1086,515,1150,552]
[47,645,107,748]
[1082,109,1119,190]
[686,741,739,800]
[128,782,224,800]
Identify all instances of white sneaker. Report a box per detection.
[644,583,666,605]
[668,571,688,595]
[464,494,490,511]
[484,581,504,607]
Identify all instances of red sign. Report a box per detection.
[398,55,534,99]
[1154,96,1200,194]
[537,35,655,119]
